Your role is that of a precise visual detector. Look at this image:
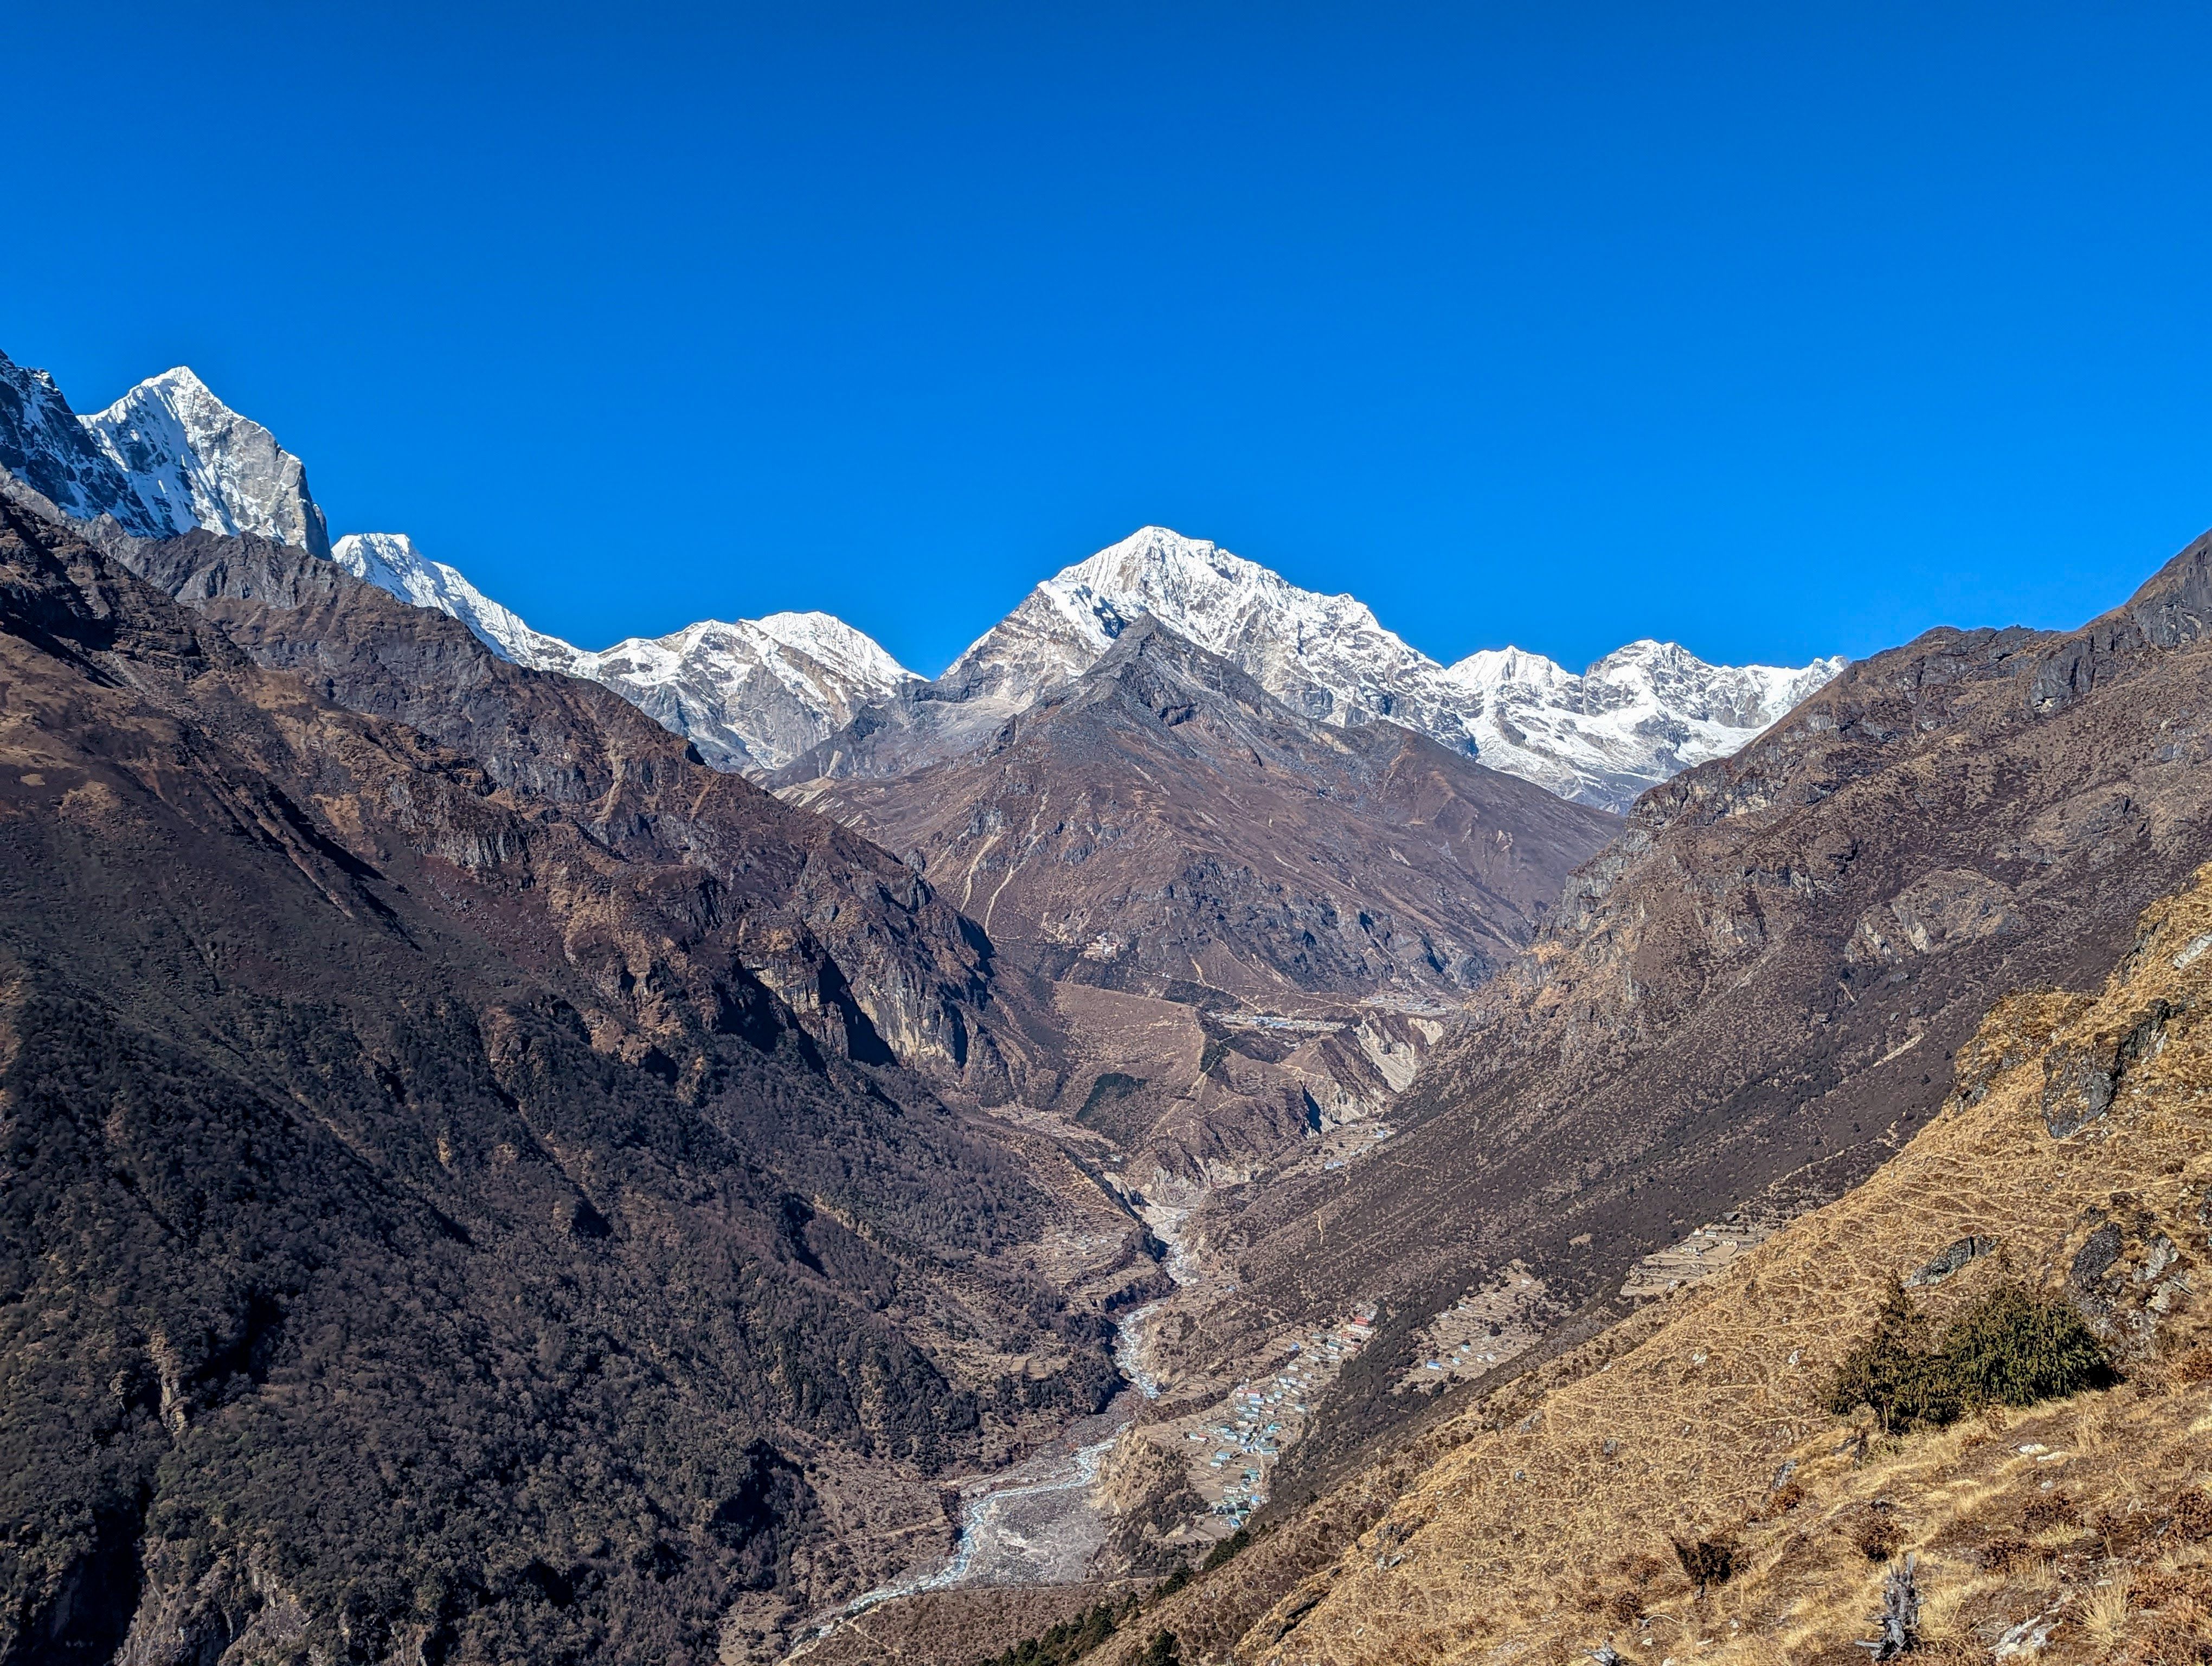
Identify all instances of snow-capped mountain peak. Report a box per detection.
[81,367,330,557]
[953,525,1452,732]
[1444,644,1578,694]
[938,526,1846,810]
[330,533,917,772]
[1038,525,1394,658]
[332,533,579,670]
[1441,635,1849,805]
[0,347,1847,808]
[568,611,919,772]
[747,611,918,695]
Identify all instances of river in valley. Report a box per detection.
[790,1202,1194,1653]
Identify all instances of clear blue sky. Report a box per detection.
[9,3,2212,676]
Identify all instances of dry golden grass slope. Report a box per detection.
[1104,858,2212,1666]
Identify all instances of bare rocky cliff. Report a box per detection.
[86,517,1060,1099]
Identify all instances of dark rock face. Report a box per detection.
[96,522,1052,1099]
[2040,1001,2173,1138]
[0,349,148,529]
[0,502,1113,1664]
[781,617,1620,1007]
[1209,527,2212,1504]
[1906,1235,1999,1287]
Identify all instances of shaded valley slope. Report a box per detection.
[1106,845,2212,1666]
[0,501,1154,1666]
[782,617,1616,1007]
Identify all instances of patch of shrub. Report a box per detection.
[2174,1345,2212,1387]
[1850,1513,1904,1564]
[1606,1588,1645,1625]
[1137,1631,1182,1666]
[982,1598,1132,1666]
[1201,1524,1253,1571]
[1979,1532,2050,1572]
[1755,1480,1805,1520]
[1671,1536,1735,1592]
[1942,1282,2115,1409]
[1827,1277,2114,1433]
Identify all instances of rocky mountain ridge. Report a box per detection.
[0,353,920,773]
[782,613,1618,1199]
[0,351,1842,809]
[332,533,921,771]
[826,521,2212,1666]
[0,351,327,555]
[1147,524,2212,1522]
[797,526,1845,810]
[787,614,1617,1007]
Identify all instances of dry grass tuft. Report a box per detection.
[2085,1581,2136,1651]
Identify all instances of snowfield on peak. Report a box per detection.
[940,526,1844,810]
[334,533,919,772]
[953,526,1443,719]
[332,533,580,670]
[82,367,331,557]
[564,612,921,772]
[1443,637,1848,808]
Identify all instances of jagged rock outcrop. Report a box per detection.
[0,351,329,555]
[0,348,149,526]
[81,366,331,557]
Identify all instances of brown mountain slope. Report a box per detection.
[80,515,1069,1100]
[1172,530,2212,1509]
[779,617,1618,1008]
[1118,850,2212,1666]
[0,502,1141,1665]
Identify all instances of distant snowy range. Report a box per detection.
[0,350,1843,811]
